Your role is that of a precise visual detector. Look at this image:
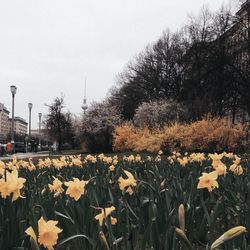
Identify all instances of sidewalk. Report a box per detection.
[0,152,49,161]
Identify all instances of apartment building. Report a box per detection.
[225,0,250,70]
[0,103,10,139]
[9,117,28,135]
[225,0,250,123]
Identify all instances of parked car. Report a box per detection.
[41,145,50,151]
[14,142,25,153]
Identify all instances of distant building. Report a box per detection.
[224,0,249,72]
[0,103,10,140]
[224,0,250,124]
[9,117,28,135]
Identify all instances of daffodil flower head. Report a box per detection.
[95,206,116,226]
[64,177,88,201]
[118,170,137,195]
[26,216,62,250]
[197,171,219,192]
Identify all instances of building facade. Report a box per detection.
[226,0,250,71]
[0,103,10,140]
[9,117,28,135]
[221,0,250,123]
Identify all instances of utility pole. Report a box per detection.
[38,113,42,150]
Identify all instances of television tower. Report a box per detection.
[82,78,88,114]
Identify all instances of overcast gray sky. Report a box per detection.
[0,0,233,128]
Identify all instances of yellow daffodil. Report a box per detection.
[158,150,163,155]
[113,159,118,165]
[211,159,224,169]
[26,216,62,250]
[127,155,135,162]
[25,226,37,242]
[109,165,115,172]
[0,169,26,201]
[28,159,36,171]
[229,164,243,175]
[48,177,64,197]
[0,160,5,169]
[209,153,224,161]
[0,179,10,199]
[71,156,82,167]
[135,154,141,162]
[85,154,97,164]
[118,170,137,195]
[214,164,227,176]
[98,153,105,160]
[64,178,88,201]
[7,170,26,201]
[189,153,206,162]
[197,171,219,192]
[110,216,117,225]
[155,155,161,162]
[103,157,113,164]
[95,206,116,226]
[177,157,189,167]
[224,152,234,159]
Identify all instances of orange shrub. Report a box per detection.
[113,117,248,153]
[180,117,247,152]
[113,125,164,152]
[131,127,163,153]
[112,123,136,152]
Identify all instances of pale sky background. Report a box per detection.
[0,0,235,128]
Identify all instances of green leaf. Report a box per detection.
[56,234,94,248]
[55,210,75,224]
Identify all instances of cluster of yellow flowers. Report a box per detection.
[49,177,89,200]
[0,155,84,172]
[197,153,243,192]
[229,155,243,175]
[85,154,97,164]
[0,151,245,199]
[0,151,248,249]
[38,155,83,169]
[168,151,206,166]
[98,153,119,171]
[48,169,138,200]
[123,154,142,163]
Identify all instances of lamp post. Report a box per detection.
[28,103,33,139]
[38,112,42,150]
[10,85,17,153]
[25,134,28,153]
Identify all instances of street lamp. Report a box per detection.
[28,103,33,139]
[10,85,17,153]
[38,112,42,150]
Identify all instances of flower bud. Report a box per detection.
[211,226,246,249]
[178,204,185,231]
